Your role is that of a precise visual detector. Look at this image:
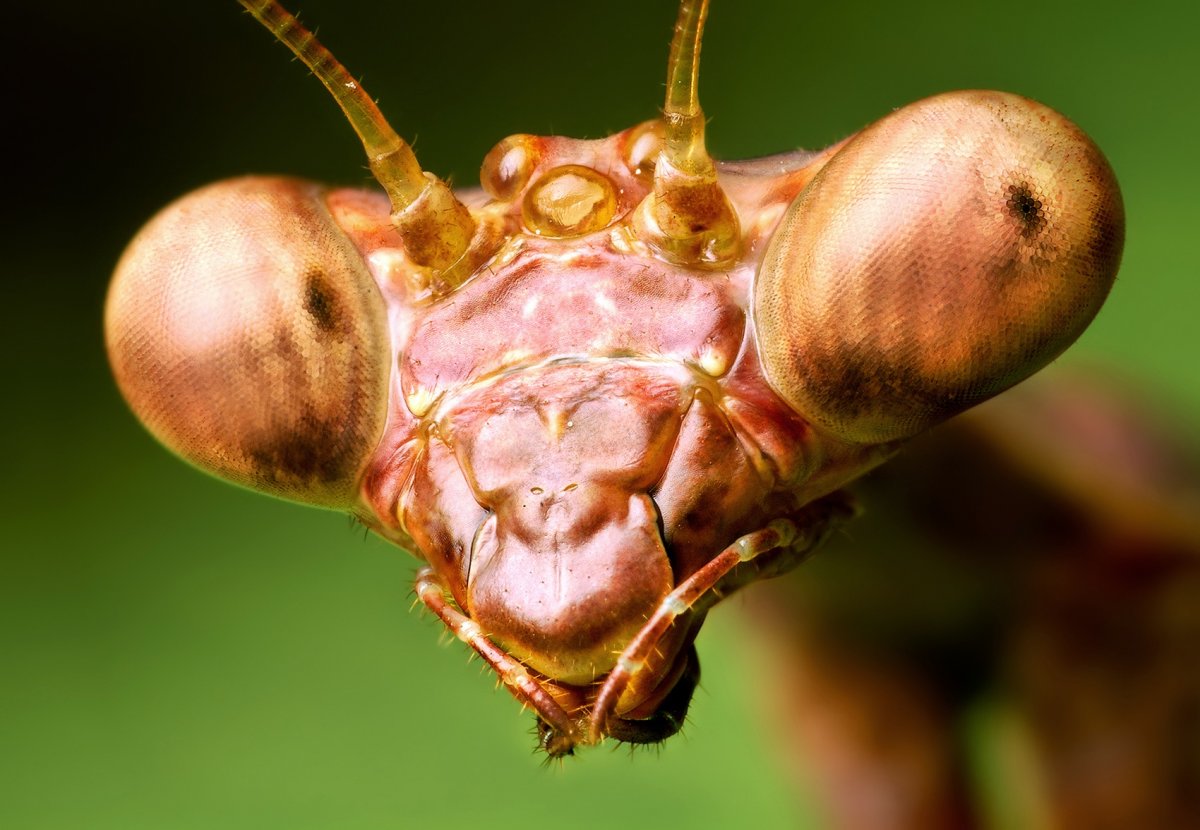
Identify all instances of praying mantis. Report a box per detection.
[107,0,1122,762]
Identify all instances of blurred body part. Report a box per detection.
[747,369,1200,830]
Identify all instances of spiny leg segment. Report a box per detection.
[587,496,859,744]
[238,1,475,277]
[414,567,585,752]
[586,520,794,741]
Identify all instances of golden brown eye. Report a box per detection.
[521,165,619,238]
[106,177,391,507]
[754,91,1124,444]
[480,134,541,201]
[623,119,665,182]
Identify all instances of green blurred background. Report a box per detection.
[3,2,1196,828]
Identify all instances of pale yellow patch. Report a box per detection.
[543,406,567,441]
[699,346,729,378]
[405,387,436,417]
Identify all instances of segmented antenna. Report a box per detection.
[633,0,740,268]
[663,0,710,175]
[239,1,476,280]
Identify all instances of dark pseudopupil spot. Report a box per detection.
[1006,182,1047,238]
[247,416,348,485]
[303,269,339,332]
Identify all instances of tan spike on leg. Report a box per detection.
[414,568,586,753]
[239,1,476,281]
[631,0,740,269]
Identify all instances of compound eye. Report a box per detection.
[480,134,542,202]
[755,91,1124,444]
[106,177,390,507]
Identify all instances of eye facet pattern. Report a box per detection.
[754,91,1124,444]
[105,177,391,507]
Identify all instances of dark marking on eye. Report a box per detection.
[245,411,353,486]
[303,269,340,332]
[1005,182,1048,239]
[1085,201,1125,277]
[805,342,987,438]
